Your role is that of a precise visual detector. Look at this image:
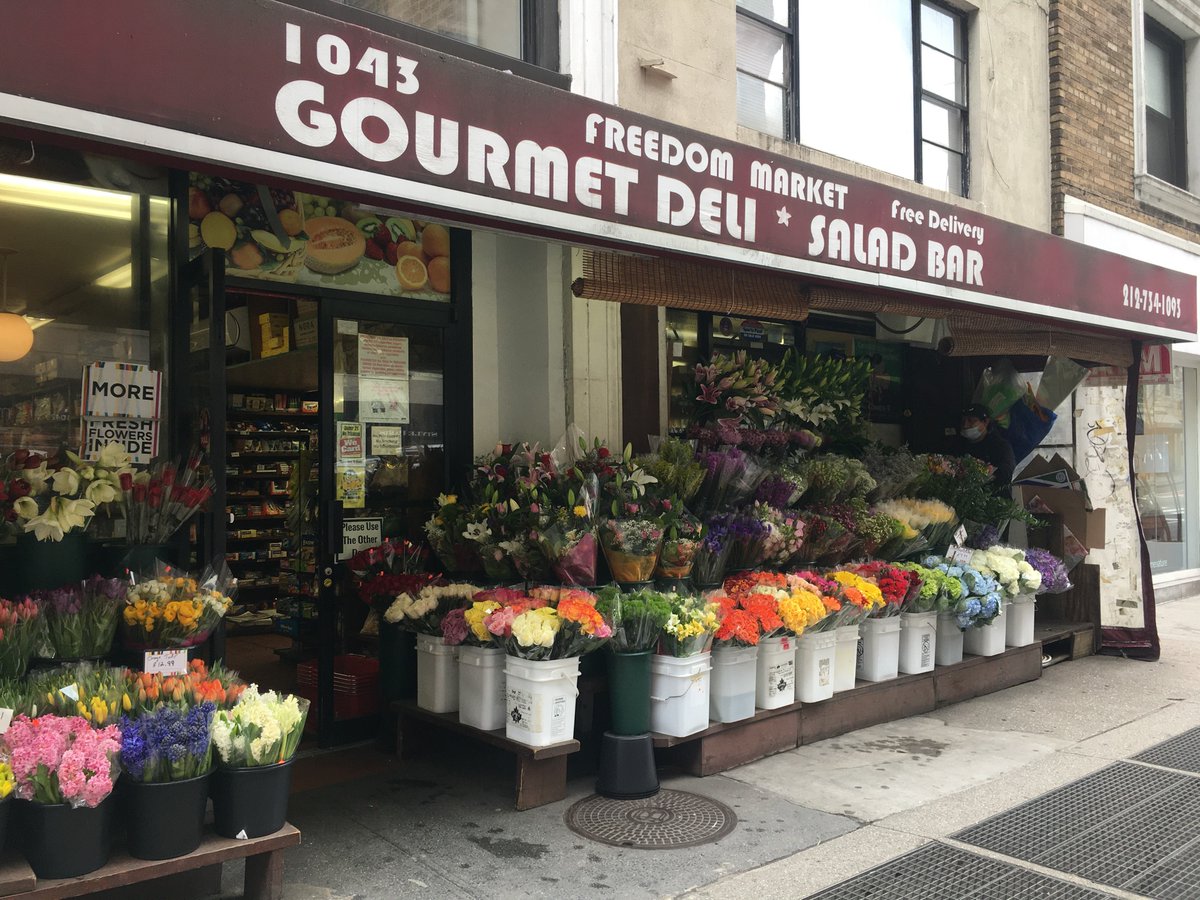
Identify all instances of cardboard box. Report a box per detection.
[258,313,291,358]
[1014,453,1107,550]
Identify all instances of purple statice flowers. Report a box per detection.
[119,702,215,783]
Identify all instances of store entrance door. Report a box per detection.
[316,297,451,746]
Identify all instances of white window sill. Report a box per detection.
[1134,173,1200,225]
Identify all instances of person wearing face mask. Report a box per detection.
[958,403,1015,490]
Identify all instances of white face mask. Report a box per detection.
[962,425,984,441]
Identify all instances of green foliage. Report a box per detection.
[595,585,673,652]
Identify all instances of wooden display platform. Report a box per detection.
[393,702,580,810]
[656,643,1044,777]
[0,825,299,900]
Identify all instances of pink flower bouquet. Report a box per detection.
[3,715,121,808]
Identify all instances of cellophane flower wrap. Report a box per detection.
[119,702,215,783]
[790,571,843,631]
[841,562,919,618]
[351,539,440,616]
[862,446,926,503]
[656,507,703,579]
[122,560,234,649]
[2,714,121,807]
[721,513,770,571]
[211,686,309,768]
[967,546,1042,597]
[872,498,958,556]
[0,447,109,542]
[692,516,734,586]
[28,664,127,725]
[384,583,479,635]
[826,570,886,625]
[599,517,664,583]
[596,586,673,653]
[795,456,876,505]
[775,576,832,636]
[0,596,42,679]
[1024,547,1072,595]
[504,591,612,660]
[712,576,785,647]
[35,575,125,660]
[422,494,482,575]
[536,503,599,587]
[691,447,766,514]
[659,594,720,657]
[754,462,808,509]
[756,502,806,567]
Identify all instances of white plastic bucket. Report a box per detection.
[1006,594,1036,647]
[963,601,1007,657]
[650,652,712,738]
[504,656,580,747]
[936,613,964,666]
[898,611,937,675]
[416,633,459,713]
[833,625,860,692]
[458,645,506,731]
[857,617,901,682]
[709,645,757,723]
[796,631,837,703]
[756,635,796,709]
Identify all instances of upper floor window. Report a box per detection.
[736,0,969,196]
[341,0,523,58]
[1144,17,1187,189]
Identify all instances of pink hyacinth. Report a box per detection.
[2,715,120,808]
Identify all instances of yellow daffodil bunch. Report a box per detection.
[0,760,13,800]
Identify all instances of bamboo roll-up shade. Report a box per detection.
[571,250,810,320]
[939,319,1135,367]
[807,285,951,319]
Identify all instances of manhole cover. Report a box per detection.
[565,789,737,849]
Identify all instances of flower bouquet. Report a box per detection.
[537,502,599,586]
[967,546,1042,598]
[35,575,125,660]
[796,512,855,567]
[711,585,783,647]
[124,660,246,715]
[756,502,806,568]
[691,447,766,514]
[720,513,771,571]
[29,664,127,725]
[503,594,611,661]
[1024,547,1072,595]
[384,582,479,634]
[423,494,483,575]
[692,517,734,587]
[795,456,876,505]
[0,596,42,678]
[685,351,781,429]
[1,448,100,542]
[862,446,926,503]
[826,570,886,625]
[212,687,309,768]
[872,498,958,556]
[121,561,234,649]
[788,571,843,631]
[754,461,808,509]
[595,586,673,653]
[599,516,664,584]
[660,594,720,657]
[119,702,216,783]
[920,556,1003,629]
[3,714,121,808]
[840,562,920,618]
[121,450,214,547]
[656,507,703,579]
[775,581,831,637]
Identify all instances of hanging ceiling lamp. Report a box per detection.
[0,249,33,363]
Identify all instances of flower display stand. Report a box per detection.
[0,824,300,899]
[394,700,579,810]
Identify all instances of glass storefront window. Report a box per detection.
[666,310,700,436]
[340,0,523,58]
[1135,364,1197,576]
[0,160,170,479]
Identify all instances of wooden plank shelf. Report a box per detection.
[393,701,579,810]
[0,824,300,899]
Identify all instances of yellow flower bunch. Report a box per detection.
[0,761,12,800]
[463,600,502,643]
[122,577,231,648]
[778,589,829,636]
[830,571,886,611]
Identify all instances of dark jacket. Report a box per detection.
[959,427,1015,489]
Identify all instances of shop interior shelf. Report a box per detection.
[227,348,319,392]
[229,451,302,458]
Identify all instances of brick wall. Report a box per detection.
[1049,0,1200,240]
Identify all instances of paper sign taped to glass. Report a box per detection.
[359,377,409,424]
[335,462,365,508]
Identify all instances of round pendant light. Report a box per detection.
[0,249,33,363]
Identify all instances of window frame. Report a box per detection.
[734,0,969,195]
[280,0,567,88]
[1143,15,1188,189]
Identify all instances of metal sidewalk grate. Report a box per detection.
[805,843,1111,900]
[1132,725,1200,775]
[956,761,1200,893]
[954,762,1188,859]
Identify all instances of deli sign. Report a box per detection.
[1,0,1195,339]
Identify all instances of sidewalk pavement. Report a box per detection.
[227,595,1200,899]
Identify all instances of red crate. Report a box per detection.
[296,655,380,722]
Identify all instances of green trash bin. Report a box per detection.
[608,650,653,735]
[379,622,417,701]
